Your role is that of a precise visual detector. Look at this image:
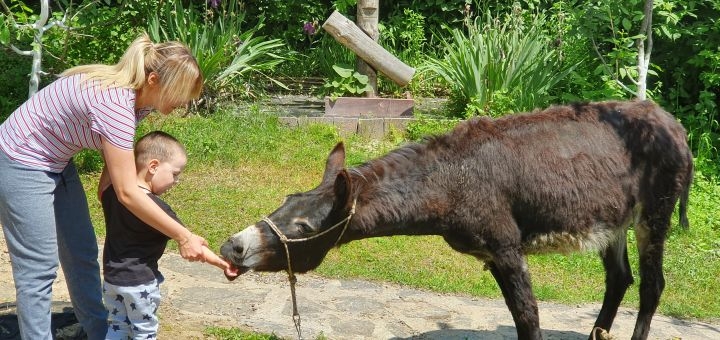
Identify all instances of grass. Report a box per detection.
[204,327,288,340]
[79,107,720,338]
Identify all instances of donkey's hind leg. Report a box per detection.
[590,233,634,340]
[632,212,672,340]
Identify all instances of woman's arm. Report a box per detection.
[101,137,206,260]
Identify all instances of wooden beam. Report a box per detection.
[322,10,415,87]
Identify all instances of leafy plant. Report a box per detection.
[0,12,9,45]
[323,64,373,99]
[405,116,460,141]
[42,0,156,71]
[297,33,355,78]
[237,0,332,52]
[378,8,440,96]
[0,48,31,120]
[147,0,288,112]
[419,8,578,118]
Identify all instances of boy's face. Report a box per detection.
[151,152,187,195]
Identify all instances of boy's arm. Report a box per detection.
[201,246,228,270]
[201,246,239,280]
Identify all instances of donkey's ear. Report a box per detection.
[333,169,353,211]
[322,142,346,184]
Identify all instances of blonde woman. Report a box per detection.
[0,33,210,339]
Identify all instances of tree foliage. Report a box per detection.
[0,0,718,175]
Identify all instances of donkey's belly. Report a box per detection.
[521,227,625,255]
[461,225,629,262]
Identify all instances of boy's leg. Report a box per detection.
[103,282,131,340]
[0,152,58,340]
[55,161,108,339]
[106,280,162,340]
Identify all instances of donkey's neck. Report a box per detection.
[346,143,450,238]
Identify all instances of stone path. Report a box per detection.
[1,235,719,339]
[158,253,720,339]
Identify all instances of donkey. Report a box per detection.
[221,100,693,340]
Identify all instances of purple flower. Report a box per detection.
[208,0,220,9]
[303,21,316,35]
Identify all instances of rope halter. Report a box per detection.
[261,199,357,340]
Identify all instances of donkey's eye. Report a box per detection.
[296,222,314,234]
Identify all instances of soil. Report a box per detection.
[1,232,719,340]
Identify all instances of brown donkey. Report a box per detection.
[222,100,693,340]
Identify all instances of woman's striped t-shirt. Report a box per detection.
[0,74,151,172]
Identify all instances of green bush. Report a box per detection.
[238,0,333,51]
[405,116,461,141]
[419,9,577,118]
[377,8,442,97]
[0,51,31,120]
[43,0,155,72]
[147,0,287,112]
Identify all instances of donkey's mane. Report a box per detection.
[350,115,504,180]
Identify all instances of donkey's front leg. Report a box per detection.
[487,247,543,340]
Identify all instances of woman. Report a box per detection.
[0,33,210,339]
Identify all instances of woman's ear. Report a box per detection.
[147,71,160,86]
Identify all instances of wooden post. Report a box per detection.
[323,10,415,87]
[356,0,379,97]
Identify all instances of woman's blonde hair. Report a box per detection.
[62,33,203,106]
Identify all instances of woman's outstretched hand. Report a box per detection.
[178,233,207,261]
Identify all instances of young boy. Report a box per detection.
[101,130,237,339]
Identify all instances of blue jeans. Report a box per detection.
[0,151,108,340]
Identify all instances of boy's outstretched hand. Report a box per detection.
[200,246,240,281]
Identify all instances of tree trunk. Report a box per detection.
[356,0,379,97]
[636,0,653,100]
[28,0,50,97]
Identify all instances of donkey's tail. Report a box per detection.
[678,157,693,229]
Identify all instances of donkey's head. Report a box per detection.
[221,143,356,274]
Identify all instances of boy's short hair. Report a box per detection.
[134,131,186,166]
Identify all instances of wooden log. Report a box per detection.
[356,0,379,97]
[322,10,415,87]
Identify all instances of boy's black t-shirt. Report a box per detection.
[101,185,176,286]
